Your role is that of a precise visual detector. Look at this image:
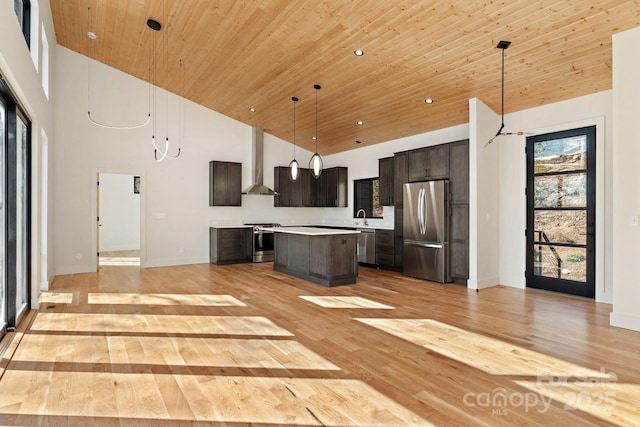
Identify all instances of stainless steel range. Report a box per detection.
[246,223,280,262]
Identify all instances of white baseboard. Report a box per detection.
[610,311,640,332]
[467,275,500,290]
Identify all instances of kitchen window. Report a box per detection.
[353,177,383,218]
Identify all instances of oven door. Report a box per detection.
[254,230,275,262]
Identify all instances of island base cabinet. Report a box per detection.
[309,235,358,284]
[274,233,358,287]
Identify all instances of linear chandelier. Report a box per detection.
[86,5,150,129]
[148,16,181,162]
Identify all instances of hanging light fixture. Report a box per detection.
[309,84,323,179]
[86,5,150,129]
[147,5,181,162]
[288,96,300,182]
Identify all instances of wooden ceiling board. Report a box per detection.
[50,0,640,154]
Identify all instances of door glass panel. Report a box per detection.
[16,115,29,316]
[0,100,6,327]
[534,173,586,208]
[534,210,586,245]
[533,246,586,282]
[534,136,587,173]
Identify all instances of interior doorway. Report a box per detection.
[98,173,141,268]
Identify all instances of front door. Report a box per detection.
[526,126,596,298]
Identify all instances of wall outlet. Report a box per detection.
[75,253,82,260]
[630,215,639,227]
[179,247,184,253]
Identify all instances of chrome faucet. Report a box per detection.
[356,209,368,226]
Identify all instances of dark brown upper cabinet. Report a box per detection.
[209,161,242,206]
[408,144,450,182]
[274,166,347,207]
[378,156,394,206]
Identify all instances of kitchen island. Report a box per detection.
[262,227,360,287]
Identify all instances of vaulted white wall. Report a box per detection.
[0,0,56,300]
[611,26,640,331]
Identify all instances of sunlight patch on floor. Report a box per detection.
[30,313,294,336]
[88,293,246,306]
[355,318,612,378]
[38,292,73,304]
[300,296,394,309]
[10,335,340,370]
[0,371,429,426]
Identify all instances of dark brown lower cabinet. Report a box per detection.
[450,204,469,281]
[375,229,395,268]
[209,227,253,265]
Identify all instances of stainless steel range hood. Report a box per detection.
[242,126,277,195]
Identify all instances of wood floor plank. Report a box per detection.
[0,263,638,425]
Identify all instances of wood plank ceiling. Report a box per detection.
[50,0,640,155]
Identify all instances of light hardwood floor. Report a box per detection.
[0,263,639,426]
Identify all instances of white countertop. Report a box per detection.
[262,226,360,236]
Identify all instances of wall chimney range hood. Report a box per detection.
[242,126,277,195]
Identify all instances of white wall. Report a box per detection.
[611,26,640,331]
[99,173,140,252]
[496,91,612,304]
[0,0,56,301]
[469,98,501,289]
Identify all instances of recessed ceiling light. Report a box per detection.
[354,49,364,56]
[312,136,317,140]
[425,98,434,104]
[249,107,256,112]
[357,120,364,125]
[356,140,362,144]
[87,31,97,40]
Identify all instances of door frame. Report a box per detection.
[525,125,596,297]
[92,168,146,269]
[520,115,613,304]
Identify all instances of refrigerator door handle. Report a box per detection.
[404,239,444,249]
[418,188,426,235]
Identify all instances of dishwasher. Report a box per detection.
[357,229,376,264]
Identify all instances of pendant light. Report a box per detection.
[309,84,323,179]
[288,96,300,182]
[148,4,181,162]
[484,41,532,147]
[86,5,150,129]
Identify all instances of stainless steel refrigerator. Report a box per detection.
[403,180,450,283]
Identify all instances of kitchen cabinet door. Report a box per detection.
[325,167,348,207]
[375,229,395,268]
[209,161,242,206]
[408,144,450,182]
[209,227,252,265]
[378,157,394,206]
[450,204,469,279]
[274,166,303,207]
[449,139,469,204]
[393,152,408,207]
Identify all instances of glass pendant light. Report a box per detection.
[309,84,323,179]
[288,96,300,181]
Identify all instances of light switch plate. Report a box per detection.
[630,215,639,227]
